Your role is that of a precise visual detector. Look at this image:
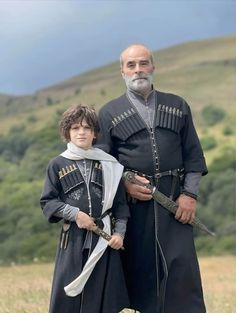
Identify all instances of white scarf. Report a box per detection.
[61,142,123,297]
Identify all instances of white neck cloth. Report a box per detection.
[61,142,123,297]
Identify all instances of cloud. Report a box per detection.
[0,0,235,94]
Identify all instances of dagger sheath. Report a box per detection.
[92,226,112,241]
[123,171,215,236]
[91,226,125,250]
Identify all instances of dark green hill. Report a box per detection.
[0,35,235,263]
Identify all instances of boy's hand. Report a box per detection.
[108,233,124,250]
[76,211,96,230]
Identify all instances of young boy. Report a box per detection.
[40,105,130,313]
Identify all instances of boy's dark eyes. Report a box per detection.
[82,126,92,130]
[71,125,92,130]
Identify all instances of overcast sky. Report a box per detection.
[0,0,235,95]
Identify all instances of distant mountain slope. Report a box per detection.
[0,35,235,164]
[0,35,235,129]
[0,35,235,263]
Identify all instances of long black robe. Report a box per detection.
[98,90,208,313]
[40,156,130,313]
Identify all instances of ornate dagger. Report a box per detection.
[91,225,125,250]
[123,171,215,236]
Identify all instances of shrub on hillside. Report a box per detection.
[201,105,226,126]
[223,125,234,136]
[200,136,217,151]
[195,235,236,255]
[209,149,236,172]
[27,115,37,123]
[46,97,54,106]
[0,126,36,163]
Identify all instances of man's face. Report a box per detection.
[121,46,155,95]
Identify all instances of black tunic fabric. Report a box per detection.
[40,155,130,313]
[98,91,208,313]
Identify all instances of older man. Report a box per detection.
[98,44,207,313]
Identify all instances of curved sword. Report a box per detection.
[123,171,215,236]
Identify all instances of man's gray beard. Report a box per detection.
[123,73,153,95]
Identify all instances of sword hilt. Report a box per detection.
[123,171,153,190]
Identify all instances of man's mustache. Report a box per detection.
[132,74,148,81]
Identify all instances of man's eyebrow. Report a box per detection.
[126,60,135,65]
[126,59,150,64]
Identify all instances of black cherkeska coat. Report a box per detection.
[40,156,130,313]
[98,90,208,313]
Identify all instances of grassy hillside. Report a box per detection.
[0,35,235,164]
[0,35,235,263]
[0,38,234,113]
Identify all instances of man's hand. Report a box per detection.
[175,194,197,224]
[124,175,152,201]
[108,233,124,250]
[75,211,96,230]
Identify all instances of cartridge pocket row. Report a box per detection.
[111,110,146,141]
[91,162,103,187]
[155,104,183,133]
[59,164,84,194]
[59,162,103,194]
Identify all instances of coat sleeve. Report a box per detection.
[40,159,67,223]
[181,103,208,175]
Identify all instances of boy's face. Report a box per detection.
[69,119,95,150]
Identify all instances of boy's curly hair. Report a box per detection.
[59,104,100,143]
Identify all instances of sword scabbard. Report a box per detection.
[123,171,215,236]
